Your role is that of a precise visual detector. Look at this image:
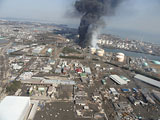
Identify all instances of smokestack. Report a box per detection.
[75,0,123,48]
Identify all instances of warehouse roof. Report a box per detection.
[43,79,76,85]
[134,74,160,88]
[110,75,127,85]
[110,88,119,96]
[0,96,30,120]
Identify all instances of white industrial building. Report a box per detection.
[110,75,128,85]
[0,96,30,120]
[110,88,119,96]
[84,67,92,74]
[134,74,160,88]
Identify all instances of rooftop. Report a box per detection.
[134,74,160,89]
[110,75,128,85]
[0,96,30,120]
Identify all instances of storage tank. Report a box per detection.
[116,53,125,62]
[143,62,149,67]
[47,48,53,53]
[96,49,105,57]
[90,47,96,54]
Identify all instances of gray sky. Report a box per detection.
[0,0,159,43]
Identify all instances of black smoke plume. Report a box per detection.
[75,0,123,48]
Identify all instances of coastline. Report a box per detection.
[101,46,160,57]
[101,46,160,60]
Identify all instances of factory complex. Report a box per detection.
[0,20,160,120]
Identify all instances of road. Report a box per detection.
[0,42,12,83]
[0,42,12,56]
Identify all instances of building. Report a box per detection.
[75,91,88,98]
[32,46,45,54]
[0,96,30,120]
[43,79,76,85]
[80,73,87,78]
[134,74,160,88]
[151,60,160,65]
[84,67,92,74]
[152,90,160,102]
[128,96,140,105]
[110,75,127,85]
[47,86,56,95]
[121,88,130,92]
[110,88,119,96]
[75,99,86,106]
[19,72,33,80]
[76,68,83,73]
[55,68,62,74]
[120,76,130,82]
[101,79,106,85]
[41,65,52,73]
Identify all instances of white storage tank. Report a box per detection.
[116,52,125,62]
[96,49,105,57]
[90,47,96,54]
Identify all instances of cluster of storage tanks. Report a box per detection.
[90,48,125,62]
[90,47,105,57]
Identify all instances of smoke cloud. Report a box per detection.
[75,0,123,48]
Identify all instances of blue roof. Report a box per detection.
[121,88,129,92]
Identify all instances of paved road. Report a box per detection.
[0,42,12,84]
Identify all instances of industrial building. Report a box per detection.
[32,45,45,54]
[128,96,140,105]
[134,74,160,88]
[109,88,119,96]
[109,75,128,85]
[151,60,160,65]
[152,90,160,102]
[84,67,92,74]
[0,96,31,120]
[116,52,125,62]
[22,78,76,85]
[0,96,39,120]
